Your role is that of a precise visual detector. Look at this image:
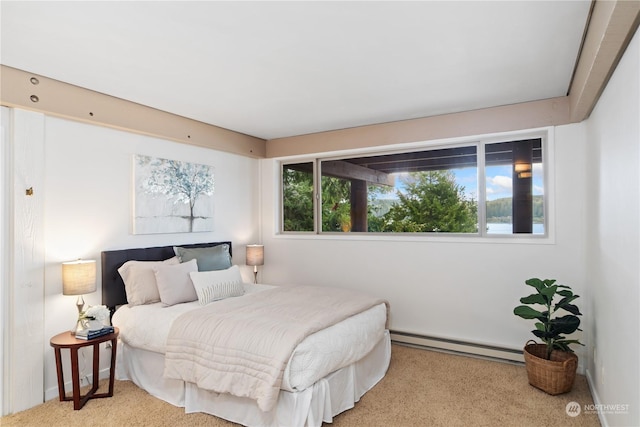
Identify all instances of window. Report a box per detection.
[281,136,546,237]
[485,139,544,235]
[282,162,314,232]
[320,146,478,233]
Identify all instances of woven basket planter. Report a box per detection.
[523,341,578,395]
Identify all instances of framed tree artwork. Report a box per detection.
[133,154,215,234]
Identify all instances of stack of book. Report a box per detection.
[75,325,114,340]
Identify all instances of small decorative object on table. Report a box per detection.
[76,304,110,336]
[75,325,115,340]
[513,278,583,395]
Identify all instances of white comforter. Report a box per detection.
[113,285,275,354]
[163,285,388,412]
[112,284,387,393]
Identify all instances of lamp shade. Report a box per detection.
[62,259,97,296]
[246,245,264,266]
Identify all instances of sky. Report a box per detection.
[478,163,544,201]
[385,164,544,202]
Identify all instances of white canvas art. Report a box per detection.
[134,155,215,234]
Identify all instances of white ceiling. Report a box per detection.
[1,1,592,140]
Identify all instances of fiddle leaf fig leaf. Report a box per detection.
[540,285,558,299]
[533,329,554,339]
[514,306,543,319]
[555,295,579,309]
[520,294,546,305]
[557,289,573,297]
[556,339,584,347]
[558,303,582,316]
[549,315,581,335]
[524,278,545,292]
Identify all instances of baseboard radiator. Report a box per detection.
[390,330,525,364]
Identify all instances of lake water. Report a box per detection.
[487,223,545,235]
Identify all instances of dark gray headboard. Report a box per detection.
[101,241,232,314]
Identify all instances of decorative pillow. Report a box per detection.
[174,244,232,271]
[117,257,179,306]
[189,265,244,305]
[153,259,199,306]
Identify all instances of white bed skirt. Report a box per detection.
[116,330,391,426]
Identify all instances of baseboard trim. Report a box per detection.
[586,369,608,427]
[390,330,524,364]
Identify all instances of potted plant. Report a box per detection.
[513,278,583,395]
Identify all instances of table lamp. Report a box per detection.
[62,259,97,317]
[246,245,264,284]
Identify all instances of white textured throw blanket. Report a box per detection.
[164,285,388,412]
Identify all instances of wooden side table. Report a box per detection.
[49,327,119,410]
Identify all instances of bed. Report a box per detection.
[101,242,391,426]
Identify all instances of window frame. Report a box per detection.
[278,128,553,244]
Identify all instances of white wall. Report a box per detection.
[260,123,589,361]
[0,107,9,414]
[6,111,260,405]
[585,27,640,427]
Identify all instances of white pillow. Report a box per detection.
[189,265,244,305]
[153,259,198,306]
[118,257,179,306]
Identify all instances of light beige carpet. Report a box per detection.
[2,344,599,427]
